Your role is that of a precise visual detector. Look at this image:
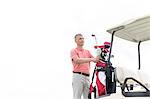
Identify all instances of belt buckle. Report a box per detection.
[78,72,84,76]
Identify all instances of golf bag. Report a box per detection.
[88,42,116,99]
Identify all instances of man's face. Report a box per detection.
[75,35,84,46]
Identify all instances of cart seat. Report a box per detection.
[116,66,150,87]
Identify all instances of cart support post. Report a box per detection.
[108,31,115,64]
[138,41,141,70]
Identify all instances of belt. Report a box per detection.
[73,71,89,77]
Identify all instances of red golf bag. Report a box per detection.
[88,42,116,99]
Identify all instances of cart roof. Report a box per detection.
[107,16,150,43]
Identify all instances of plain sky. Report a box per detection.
[1,0,150,99]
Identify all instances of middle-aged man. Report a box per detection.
[70,33,99,99]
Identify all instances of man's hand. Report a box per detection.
[91,57,99,63]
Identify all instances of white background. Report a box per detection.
[1,0,150,99]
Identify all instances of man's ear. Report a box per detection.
[75,39,77,43]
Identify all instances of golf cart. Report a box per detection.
[102,16,150,99]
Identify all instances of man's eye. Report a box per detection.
[79,38,84,40]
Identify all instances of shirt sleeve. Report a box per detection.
[88,50,94,58]
[70,49,78,61]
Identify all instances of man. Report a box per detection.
[70,33,99,99]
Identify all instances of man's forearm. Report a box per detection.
[74,58,93,64]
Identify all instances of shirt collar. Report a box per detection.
[76,47,84,51]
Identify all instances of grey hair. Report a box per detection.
[74,33,83,39]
